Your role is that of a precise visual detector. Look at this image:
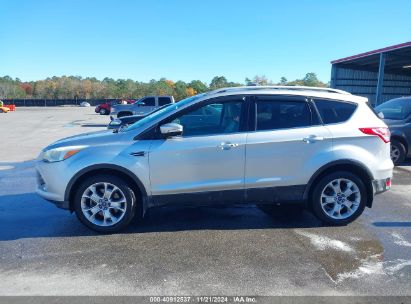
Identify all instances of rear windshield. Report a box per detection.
[375,98,411,120]
[314,99,357,124]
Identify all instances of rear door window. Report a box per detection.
[256,97,312,131]
[314,99,357,124]
[158,97,171,106]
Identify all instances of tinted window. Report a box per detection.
[125,94,206,132]
[171,99,243,137]
[140,97,155,106]
[375,98,411,120]
[158,97,171,106]
[314,99,357,124]
[256,98,311,131]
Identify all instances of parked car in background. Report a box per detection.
[0,99,10,113]
[110,96,174,119]
[36,86,392,232]
[0,106,10,113]
[80,101,91,107]
[95,100,136,115]
[375,96,411,165]
[107,104,172,131]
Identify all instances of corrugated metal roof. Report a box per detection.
[331,41,411,64]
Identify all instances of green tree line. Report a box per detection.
[0,73,327,101]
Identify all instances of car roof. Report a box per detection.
[203,86,368,103]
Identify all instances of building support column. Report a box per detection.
[330,65,337,88]
[375,53,386,106]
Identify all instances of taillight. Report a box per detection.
[359,127,390,143]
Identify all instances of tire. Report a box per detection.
[311,171,367,226]
[99,108,107,115]
[73,175,137,233]
[390,139,406,166]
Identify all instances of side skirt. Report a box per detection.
[151,185,307,207]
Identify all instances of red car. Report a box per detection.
[95,100,136,115]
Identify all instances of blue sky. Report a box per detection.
[1,0,410,84]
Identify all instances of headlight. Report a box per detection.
[41,146,87,163]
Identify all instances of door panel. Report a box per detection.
[245,95,333,203]
[148,95,248,205]
[245,126,332,189]
[149,133,246,196]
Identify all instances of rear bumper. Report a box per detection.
[372,177,392,195]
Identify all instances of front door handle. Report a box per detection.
[218,142,239,150]
[303,135,324,143]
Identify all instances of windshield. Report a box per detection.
[375,98,411,120]
[124,94,206,132]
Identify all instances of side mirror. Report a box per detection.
[378,112,385,119]
[138,101,146,107]
[160,123,183,138]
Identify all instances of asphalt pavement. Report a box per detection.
[0,107,410,296]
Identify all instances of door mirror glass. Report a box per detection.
[138,101,145,107]
[160,123,183,138]
[378,111,385,119]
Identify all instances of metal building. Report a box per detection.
[330,41,411,106]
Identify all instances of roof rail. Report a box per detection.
[212,86,351,95]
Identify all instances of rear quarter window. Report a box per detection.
[314,99,357,124]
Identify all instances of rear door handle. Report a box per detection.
[218,142,239,150]
[303,135,324,143]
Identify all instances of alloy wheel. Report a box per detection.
[320,178,361,220]
[81,182,127,227]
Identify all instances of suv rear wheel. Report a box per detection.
[74,175,137,232]
[311,171,366,225]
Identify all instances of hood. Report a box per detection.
[383,118,404,127]
[44,130,124,151]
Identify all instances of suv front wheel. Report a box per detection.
[311,171,366,225]
[74,175,137,232]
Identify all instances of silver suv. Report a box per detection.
[36,86,393,232]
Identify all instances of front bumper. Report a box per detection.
[372,177,392,194]
[36,186,70,210]
[36,165,70,210]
